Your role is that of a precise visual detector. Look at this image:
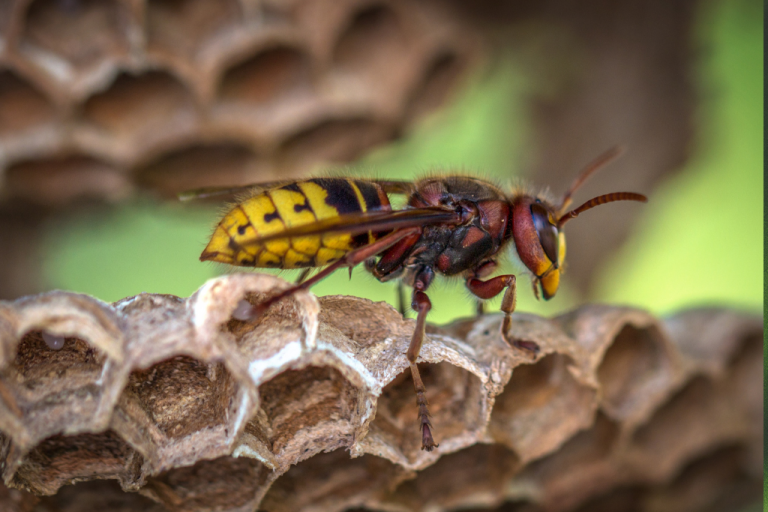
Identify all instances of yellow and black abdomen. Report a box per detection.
[201,178,391,268]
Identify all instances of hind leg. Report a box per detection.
[407,289,438,451]
[405,266,438,451]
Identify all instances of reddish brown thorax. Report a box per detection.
[373,177,512,282]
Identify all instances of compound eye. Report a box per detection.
[531,203,559,266]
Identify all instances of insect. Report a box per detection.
[181,147,646,451]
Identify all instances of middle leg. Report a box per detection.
[466,274,540,356]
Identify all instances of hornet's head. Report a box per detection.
[510,198,565,300]
[510,147,647,300]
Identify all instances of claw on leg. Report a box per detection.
[501,314,540,357]
[411,362,438,451]
[467,273,541,358]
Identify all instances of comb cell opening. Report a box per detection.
[388,443,521,511]
[6,155,128,206]
[261,449,402,512]
[147,0,242,60]
[254,365,359,458]
[21,0,130,71]
[218,46,312,108]
[126,355,237,440]
[82,71,196,142]
[0,70,56,137]
[596,324,674,422]
[371,362,484,462]
[148,455,269,511]
[10,430,140,495]
[135,143,269,198]
[489,353,595,462]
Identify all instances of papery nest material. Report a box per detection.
[0,273,761,512]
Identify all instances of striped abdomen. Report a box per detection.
[201,178,391,268]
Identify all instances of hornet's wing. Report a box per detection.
[179,179,416,201]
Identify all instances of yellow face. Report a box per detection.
[513,200,566,300]
[539,231,566,299]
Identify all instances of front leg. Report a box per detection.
[466,274,540,356]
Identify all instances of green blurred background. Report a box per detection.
[40,0,762,324]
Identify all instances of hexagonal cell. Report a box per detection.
[0,69,56,137]
[34,479,166,512]
[518,413,621,511]
[5,155,130,206]
[629,375,746,480]
[333,4,409,81]
[8,330,106,393]
[0,330,109,443]
[187,274,319,390]
[2,291,124,368]
[370,362,485,461]
[20,0,130,72]
[7,430,142,495]
[125,356,237,440]
[218,45,312,109]
[661,309,759,374]
[278,118,394,169]
[81,70,197,143]
[405,50,465,123]
[146,0,242,61]
[386,443,521,511]
[134,143,270,198]
[643,445,760,512]
[260,449,404,512]
[596,324,675,424]
[145,455,269,512]
[224,292,308,353]
[253,365,359,460]
[489,354,596,463]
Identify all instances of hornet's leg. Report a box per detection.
[294,268,312,284]
[466,274,540,356]
[397,281,408,317]
[250,227,422,317]
[470,260,496,318]
[406,267,438,451]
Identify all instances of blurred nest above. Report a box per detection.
[0,274,762,511]
[0,0,709,305]
[0,0,481,206]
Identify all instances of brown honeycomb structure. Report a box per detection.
[0,273,761,511]
[0,0,479,206]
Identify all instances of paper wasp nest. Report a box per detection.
[0,0,479,205]
[0,273,761,511]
